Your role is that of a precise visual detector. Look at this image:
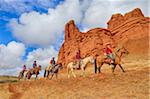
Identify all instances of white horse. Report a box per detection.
[44,63,63,79]
[67,56,96,78]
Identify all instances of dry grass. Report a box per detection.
[0,58,149,99]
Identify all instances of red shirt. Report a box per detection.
[106,47,112,54]
[22,66,26,71]
[76,53,81,60]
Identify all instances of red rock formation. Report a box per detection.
[107,13,125,30]
[57,8,149,66]
[64,20,80,40]
[107,8,149,57]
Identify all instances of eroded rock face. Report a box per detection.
[57,21,114,66]
[107,13,125,30]
[57,8,149,66]
[107,8,145,30]
[107,8,149,57]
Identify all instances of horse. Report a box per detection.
[67,56,96,78]
[18,70,27,80]
[95,46,129,74]
[25,65,41,80]
[44,63,63,80]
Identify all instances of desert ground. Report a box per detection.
[0,55,149,99]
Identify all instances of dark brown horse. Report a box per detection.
[25,65,41,80]
[95,46,129,74]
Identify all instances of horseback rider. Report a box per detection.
[76,50,81,69]
[49,57,56,71]
[105,44,115,63]
[21,65,26,77]
[33,61,37,68]
[18,65,27,80]
[50,57,56,67]
[22,65,26,72]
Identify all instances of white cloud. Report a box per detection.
[82,0,148,28]
[9,0,82,47]
[0,41,25,69]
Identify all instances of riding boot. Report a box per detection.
[77,64,80,70]
[77,60,80,69]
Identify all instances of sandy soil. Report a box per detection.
[0,57,149,99]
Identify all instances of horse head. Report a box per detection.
[38,65,42,71]
[117,46,129,57]
[121,47,129,55]
[58,63,63,70]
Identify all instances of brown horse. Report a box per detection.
[95,46,129,73]
[25,65,41,80]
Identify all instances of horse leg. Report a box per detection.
[22,73,24,79]
[18,73,21,80]
[35,75,37,80]
[28,74,31,79]
[47,71,50,78]
[67,68,71,78]
[81,66,86,77]
[35,73,38,80]
[94,59,97,74]
[97,67,100,73]
[99,62,104,73]
[112,64,116,73]
[71,68,76,78]
[44,70,46,78]
[25,73,27,80]
[95,62,97,74]
[55,73,58,79]
[50,73,54,80]
[119,64,125,72]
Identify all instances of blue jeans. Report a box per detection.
[107,53,115,61]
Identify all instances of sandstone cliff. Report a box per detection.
[107,8,149,57]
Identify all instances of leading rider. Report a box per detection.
[103,43,115,64]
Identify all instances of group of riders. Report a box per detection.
[21,57,56,77]
[20,43,116,79]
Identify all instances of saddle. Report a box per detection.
[30,68,35,74]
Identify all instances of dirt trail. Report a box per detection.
[0,58,149,99]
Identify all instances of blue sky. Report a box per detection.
[0,0,148,76]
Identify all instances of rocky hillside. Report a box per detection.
[108,8,149,58]
[57,8,149,66]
